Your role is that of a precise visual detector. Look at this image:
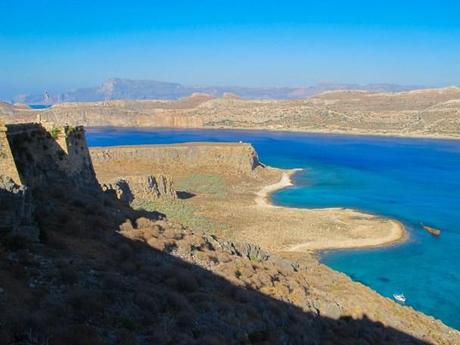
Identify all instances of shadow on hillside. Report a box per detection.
[176,191,196,200]
[0,125,431,344]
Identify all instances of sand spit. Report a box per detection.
[253,169,407,252]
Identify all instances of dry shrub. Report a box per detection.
[116,242,134,261]
[58,265,79,285]
[67,288,105,319]
[163,240,177,253]
[196,334,227,345]
[53,324,102,345]
[119,219,134,232]
[166,291,193,313]
[175,269,199,293]
[7,262,28,280]
[120,261,137,275]
[146,237,165,251]
[140,228,157,241]
[135,217,156,229]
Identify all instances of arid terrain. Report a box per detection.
[89,142,459,344]
[1,121,460,344]
[2,86,460,138]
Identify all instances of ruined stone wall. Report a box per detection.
[0,121,21,184]
[0,176,37,239]
[5,123,98,190]
[0,122,98,238]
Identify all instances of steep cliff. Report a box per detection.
[90,142,262,177]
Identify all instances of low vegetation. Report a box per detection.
[49,127,61,140]
[132,199,229,235]
[177,174,227,199]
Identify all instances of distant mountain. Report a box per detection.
[13,78,429,104]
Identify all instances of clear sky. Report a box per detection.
[1,0,459,99]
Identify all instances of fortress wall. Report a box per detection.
[0,121,22,184]
[0,122,97,238]
[4,123,98,189]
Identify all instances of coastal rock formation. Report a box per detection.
[90,142,262,176]
[101,175,176,203]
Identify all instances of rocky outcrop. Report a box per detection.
[91,143,262,176]
[101,175,176,203]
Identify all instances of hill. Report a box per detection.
[3,87,460,139]
[12,78,428,104]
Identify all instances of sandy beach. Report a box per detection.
[252,169,407,252]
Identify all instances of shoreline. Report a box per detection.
[255,169,408,252]
[85,125,460,142]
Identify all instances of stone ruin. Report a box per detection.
[0,120,98,241]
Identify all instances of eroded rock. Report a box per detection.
[101,174,176,203]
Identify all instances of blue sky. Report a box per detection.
[1,0,459,98]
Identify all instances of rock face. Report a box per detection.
[101,175,176,203]
[91,143,262,176]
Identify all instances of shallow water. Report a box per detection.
[87,127,460,330]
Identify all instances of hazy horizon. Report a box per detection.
[1,0,459,99]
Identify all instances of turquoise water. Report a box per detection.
[87,127,460,330]
[28,104,52,109]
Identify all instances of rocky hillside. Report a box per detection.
[1,175,459,344]
[2,87,460,138]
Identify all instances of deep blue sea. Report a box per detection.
[87,127,460,330]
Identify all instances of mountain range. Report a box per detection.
[13,78,428,104]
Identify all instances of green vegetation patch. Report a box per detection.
[49,127,61,140]
[132,199,229,235]
[177,174,227,199]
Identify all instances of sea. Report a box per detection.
[86,127,460,330]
